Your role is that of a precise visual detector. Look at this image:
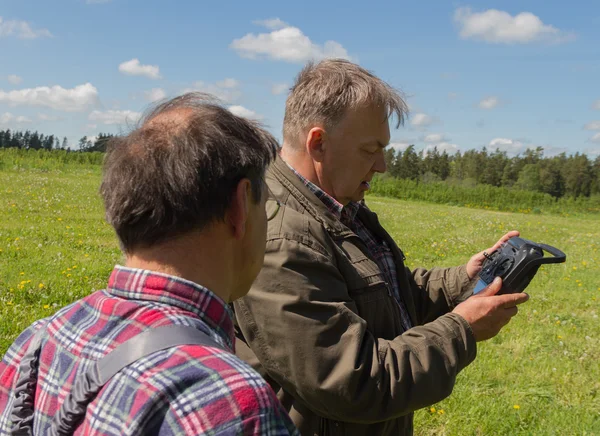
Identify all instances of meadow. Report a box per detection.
[0,153,598,434]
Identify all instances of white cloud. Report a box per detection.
[388,142,412,153]
[182,79,241,102]
[0,83,99,112]
[479,96,500,109]
[38,113,63,121]
[7,75,22,85]
[144,88,167,102]
[410,113,434,128]
[118,58,161,79]
[440,72,458,80]
[454,7,575,44]
[0,112,32,125]
[228,105,263,120]
[271,83,289,95]
[594,100,600,110]
[448,92,459,100]
[230,22,351,63]
[424,142,460,155]
[253,18,289,30]
[590,133,600,144]
[586,148,600,157]
[489,137,526,155]
[423,133,448,143]
[88,109,141,125]
[216,78,239,89]
[584,121,600,131]
[0,16,53,39]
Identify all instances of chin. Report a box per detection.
[351,192,365,203]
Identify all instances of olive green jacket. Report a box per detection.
[234,157,477,436]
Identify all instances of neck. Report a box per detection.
[125,228,234,303]
[280,144,322,188]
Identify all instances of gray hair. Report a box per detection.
[101,92,278,253]
[283,59,409,145]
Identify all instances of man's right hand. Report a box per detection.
[452,277,530,342]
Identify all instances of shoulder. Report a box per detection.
[266,184,336,261]
[104,345,291,434]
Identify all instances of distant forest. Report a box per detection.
[0,129,115,153]
[383,145,599,200]
[1,128,599,200]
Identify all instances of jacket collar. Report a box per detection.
[270,155,351,236]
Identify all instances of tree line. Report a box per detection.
[0,130,116,153]
[2,129,599,199]
[384,145,600,199]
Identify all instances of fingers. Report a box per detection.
[476,277,502,297]
[498,292,530,309]
[488,230,520,252]
[504,306,518,318]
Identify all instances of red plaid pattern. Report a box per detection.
[0,266,299,435]
[286,163,412,331]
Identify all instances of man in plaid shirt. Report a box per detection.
[0,93,299,435]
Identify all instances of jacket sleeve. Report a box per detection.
[234,237,477,424]
[407,265,476,325]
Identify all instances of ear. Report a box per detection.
[305,127,327,162]
[227,178,252,240]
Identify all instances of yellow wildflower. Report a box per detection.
[43,304,50,309]
[39,283,44,289]
[430,407,436,413]
[513,405,520,410]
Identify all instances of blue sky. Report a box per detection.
[1,0,599,156]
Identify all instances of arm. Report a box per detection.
[408,264,474,324]
[234,237,476,424]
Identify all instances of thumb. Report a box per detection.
[476,277,503,297]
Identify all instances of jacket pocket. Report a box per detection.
[347,282,403,340]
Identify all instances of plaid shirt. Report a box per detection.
[287,164,412,331]
[0,266,299,435]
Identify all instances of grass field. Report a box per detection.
[1,163,599,435]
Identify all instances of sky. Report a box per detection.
[0,0,599,156]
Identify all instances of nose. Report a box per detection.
[373,149,387,173]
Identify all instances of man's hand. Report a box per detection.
[466,231,520,279]
[452,277,529,342]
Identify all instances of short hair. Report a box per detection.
[283,59,409,144]
[100,92,278,253]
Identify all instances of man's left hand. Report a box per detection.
[466,231,520,280]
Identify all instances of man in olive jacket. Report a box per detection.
[234,59,529,436]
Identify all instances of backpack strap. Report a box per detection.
[10,323,50,436]
[10,324,224,435]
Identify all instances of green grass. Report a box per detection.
[1,162,599,434]
[366,194,600,435]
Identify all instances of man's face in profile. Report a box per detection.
[230,181,270,301]
[319,105,390,206]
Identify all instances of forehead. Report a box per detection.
[333,105,390,144]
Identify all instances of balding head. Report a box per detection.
[100,92,278,253]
